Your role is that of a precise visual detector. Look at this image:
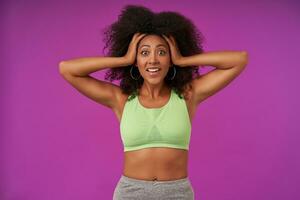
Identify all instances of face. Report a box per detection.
[135,34,171,85]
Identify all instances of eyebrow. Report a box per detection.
[139,44,167,49]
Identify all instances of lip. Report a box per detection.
[146,69,161,77]
[146,66,161,70]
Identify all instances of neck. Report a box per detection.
[139,81,170,99]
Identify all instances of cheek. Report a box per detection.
[162,58,171,65]
[136,55,146,64]
[162,54,171,61]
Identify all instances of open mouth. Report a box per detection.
[146,67,161,76]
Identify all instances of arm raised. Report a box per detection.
[58,33,147,110]
[59,56,129,109]
[188,51,249,104]
[59,56,129,76]
[162,35,249,104]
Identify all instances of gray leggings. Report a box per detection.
[113,175,195,200]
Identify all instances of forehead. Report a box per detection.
[138,35,168,48]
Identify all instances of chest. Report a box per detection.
[115,91,196,124]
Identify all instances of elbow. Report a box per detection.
[59,61,68,75]
[239,51,249,68]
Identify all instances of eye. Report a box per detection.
[141,50,149,56]
[159,50,166,55]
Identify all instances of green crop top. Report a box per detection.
[120,88,192,152]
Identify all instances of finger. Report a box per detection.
[162,35,172,45]
[162,34,170,41]
[132,33,145,43]
[170,36,176,44]
[167,35,175,46]
[136,33,146,38]
[167,35,173,43]
[136,33,147,42]
[139,33,147,37]
[134,32,143,39]
[132,33,139,41]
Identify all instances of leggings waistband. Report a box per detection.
[120,174,190,185]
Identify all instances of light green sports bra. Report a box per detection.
[120,88,192,152]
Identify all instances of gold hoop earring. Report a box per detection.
[130,66,141,80]
[167,66,176,80]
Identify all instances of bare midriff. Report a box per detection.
[123,147,189,181]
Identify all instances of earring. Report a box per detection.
[167,66,176,80]
[130,65,141,80]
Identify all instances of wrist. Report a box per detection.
[120,56,132,67]
[176,57,187,67]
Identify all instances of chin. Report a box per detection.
[144,77,164,85]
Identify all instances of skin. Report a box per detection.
[120,34,248,181]
[59,32,248,181]
[134,34,172,99]
[122,34,194,181]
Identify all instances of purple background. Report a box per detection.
[1,0,299,199]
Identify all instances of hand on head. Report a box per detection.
[162,34,183,66]
[124,33,147,65]
[124,33,183,67]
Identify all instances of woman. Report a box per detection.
[59,5,248,200]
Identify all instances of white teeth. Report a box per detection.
[147,68,159,72]
[148,69,158,72]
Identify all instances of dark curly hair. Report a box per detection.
[101,4,205,100]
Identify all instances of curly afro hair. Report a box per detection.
[101,4,205,100]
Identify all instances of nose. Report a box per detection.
[149,52,159,65]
